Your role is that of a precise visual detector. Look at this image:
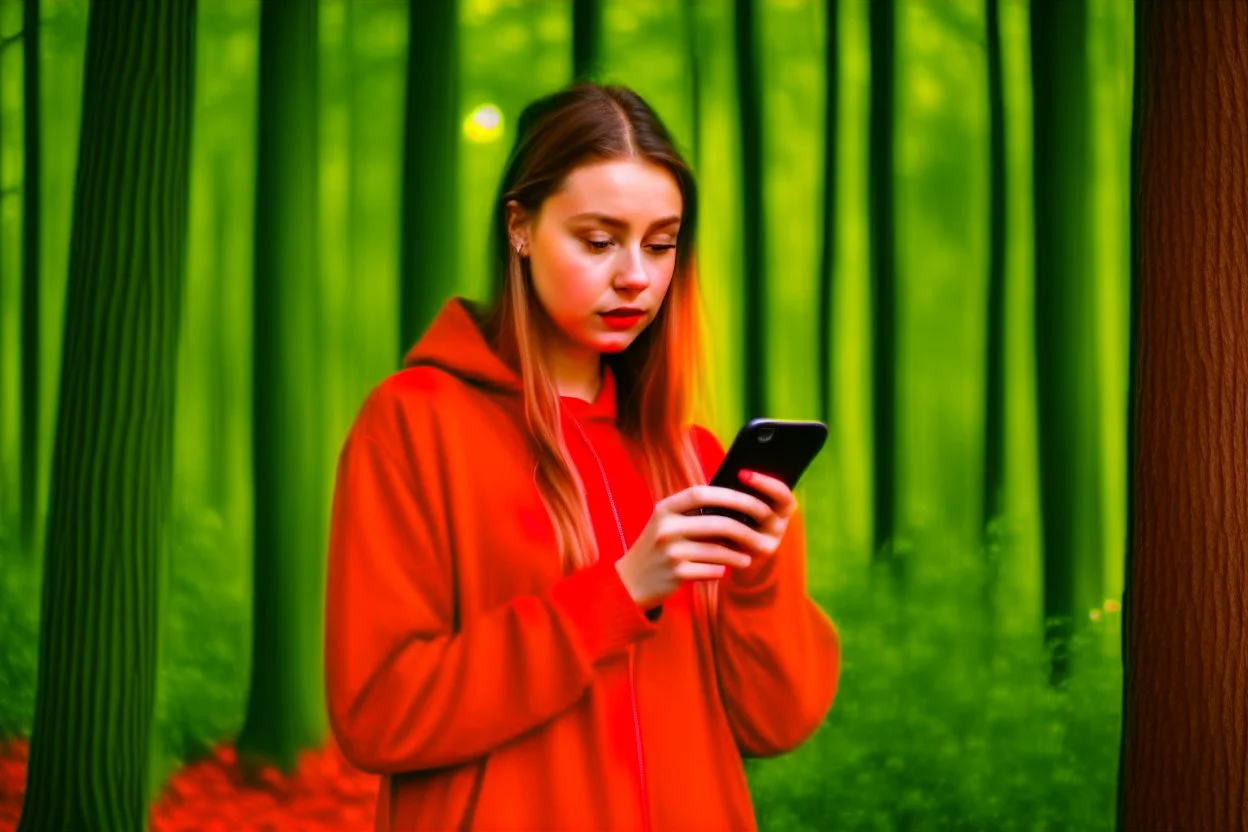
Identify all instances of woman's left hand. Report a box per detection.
[736,469,797,557]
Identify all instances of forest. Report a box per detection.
[0,0,1245,830]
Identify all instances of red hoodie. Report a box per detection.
[324,297,840,831]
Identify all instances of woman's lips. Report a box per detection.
[599,311,645,329]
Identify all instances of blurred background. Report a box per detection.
[0,0,1133,828]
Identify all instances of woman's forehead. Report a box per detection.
[546,159,683,223]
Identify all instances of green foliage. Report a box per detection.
[0,542,38,742]
[745,525,1122,831]
[150,506,250,784]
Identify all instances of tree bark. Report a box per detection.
[399,0,458,361]
[16,1,196,827]
[236,0,327,770]
[1118,1,1248,827]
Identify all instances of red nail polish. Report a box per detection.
[740,470,752,483]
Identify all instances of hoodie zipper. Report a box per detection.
[568,414,653,832]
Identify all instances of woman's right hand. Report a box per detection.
[614,485,774,610]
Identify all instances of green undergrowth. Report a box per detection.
[745,529,1122,831]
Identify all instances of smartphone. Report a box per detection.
[700,418,828,528]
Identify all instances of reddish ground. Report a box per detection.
[0,736,380,831]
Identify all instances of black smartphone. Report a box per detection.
[700,418,828,528]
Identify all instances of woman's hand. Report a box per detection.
[733,468,798,552]
[614,470,798,610]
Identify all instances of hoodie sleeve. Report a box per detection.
[690,424,841,757]
[325,383,659,775]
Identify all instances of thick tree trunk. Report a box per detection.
[16,1,195,827]
[19,0,40,557]
[236,0,327,770]
[734,0,765,421]
[399,0,458,360]
[868,0,897,569]
[1031,0,1104,685]
[573,0,601,82]
[1118,2,1248,827]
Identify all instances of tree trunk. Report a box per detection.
[818,0,838,430]
[16,1,196,827]
[682,0,701,171]
[573,0,601,82]
[19,0,40,557]
[236,0,326,771]
[981,0,1006,542]
[868,0,897,570]
[979,0,1006,665]
[208,152,228,512]
[1118,2,1248,827]
[1031,0,1104,686]
[344,0,361,371]
[734,0,765,421]
[398,0,458,361]
[0,29,7,532]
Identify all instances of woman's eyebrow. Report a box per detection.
[568,212,681,231]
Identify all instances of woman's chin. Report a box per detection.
[594,333,638,353]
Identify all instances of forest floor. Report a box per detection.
[0,736,380,830]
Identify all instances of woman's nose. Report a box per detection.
[614,247,649,289]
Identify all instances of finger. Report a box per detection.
[738,470,797,518]
[670,541,752,569]
[679,514,772,556]
[673,561,728,582]
[670,484,772,524]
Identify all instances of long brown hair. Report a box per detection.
[479,82,718,613]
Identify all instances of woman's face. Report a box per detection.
[509,158,683,364]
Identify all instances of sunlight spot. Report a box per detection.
[1089,609,1102,622]
[464,104,503,144]
[1104,599,1120,613]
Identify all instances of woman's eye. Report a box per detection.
[647,244,676,254]
[586,239,612,251]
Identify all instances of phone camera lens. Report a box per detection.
[758,427,774,443]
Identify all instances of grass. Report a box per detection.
[0,507,1122,828]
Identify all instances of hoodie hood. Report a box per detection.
[402,296,617,422]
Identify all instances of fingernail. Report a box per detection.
[739,470,753,483]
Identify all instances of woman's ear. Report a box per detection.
[505,200,530,257]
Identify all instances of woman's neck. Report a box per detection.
[547,346,602,403]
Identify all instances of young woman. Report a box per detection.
[325,82,840,831]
